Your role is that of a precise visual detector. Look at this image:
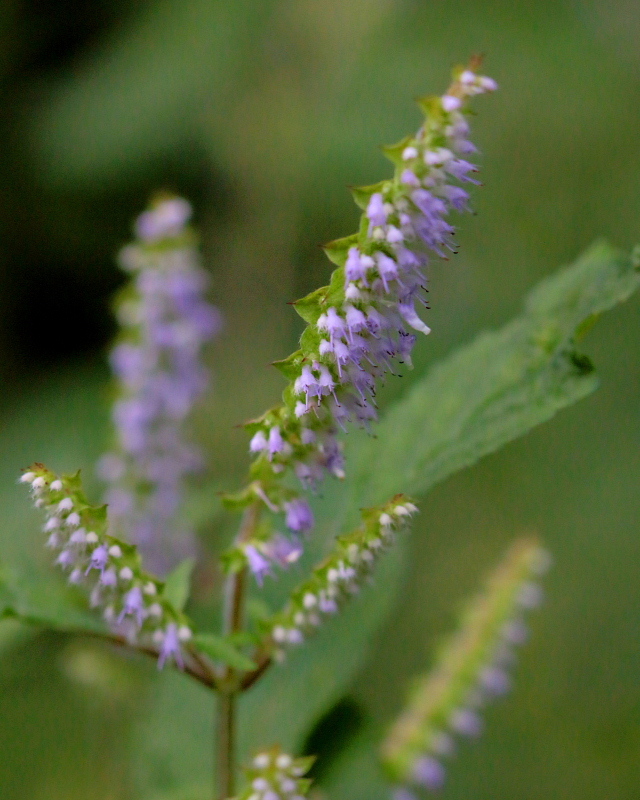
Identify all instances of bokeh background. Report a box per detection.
[1,1,639,798]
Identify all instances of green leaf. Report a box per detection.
[346,240,640,510]
[272,350,304,380]
[293,288,326,325]
[349,181,387,211]
[381,135,413,167]
[192,633,256,671]
[163,558,195,612]
[0,561,109,635]
[239,240,640,764]
[322,234,359,268]
[60,243,640,797]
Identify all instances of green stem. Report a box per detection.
[216,691,237,799]
[215,502,262,799]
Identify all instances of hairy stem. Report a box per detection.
[215,502,262,799]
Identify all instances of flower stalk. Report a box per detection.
[381,537,550,794]
[227,61,498,583]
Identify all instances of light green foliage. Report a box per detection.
[163,558,195,613]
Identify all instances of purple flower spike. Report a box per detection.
[237,68,497,579]
[98,195,221,575]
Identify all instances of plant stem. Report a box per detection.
[215,502,262,799]
[216,691,236,799]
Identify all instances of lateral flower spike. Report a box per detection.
[20,465,194,668]
[97,193,222,575]
[238,747,315,800]
[265,497,418,656]
[231,60,497,568]
[381,537,550,794]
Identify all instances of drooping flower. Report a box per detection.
[97,194,221,574]
[233,65,497,567]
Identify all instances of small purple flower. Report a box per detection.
[446,159,480,184]
[449,708,483,737]
[284,498,314,533]
[366,192,388,228]
[119,585,146,627]
[135,197,192,242]
[412,757,446,790]
[265,534,304,567]
[479,666,511,696]
[345,247,370,283]
[87,545,109,574]
[157,622,184,669]
[245,545,272,586]
[268,426,285,458]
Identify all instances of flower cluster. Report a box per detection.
[98,194,222,574]
[233,64,496,581]
[20,465,193,668]
[381,538,550,794]
[265,497,417,657]
[237,748,314,800]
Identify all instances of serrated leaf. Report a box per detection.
[127,241,640,796]
[240,240,640,763]
[192,633,256,671]
[346,241,640,510]
[163,558,195,612]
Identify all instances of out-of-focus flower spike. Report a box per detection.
[236,746,315,800]
[98,193,222,575]
[265,496,417,657]
[381,537,550,793]
[20,464,193,669]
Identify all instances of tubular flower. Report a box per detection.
[97,194,222,574]
[381,538,550,794]
[20,465,193,667]
[265,497,418,657]
[233,63,496,567]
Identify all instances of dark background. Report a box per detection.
[0,1,639,798]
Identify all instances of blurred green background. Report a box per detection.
[1,0,639,798]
